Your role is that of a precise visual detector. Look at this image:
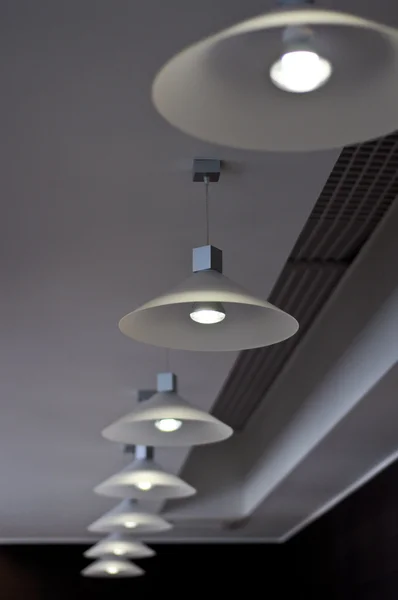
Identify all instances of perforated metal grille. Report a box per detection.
[213,132,398,431]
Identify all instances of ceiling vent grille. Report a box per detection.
[213,133,398,431]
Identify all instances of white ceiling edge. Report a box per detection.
[279,446,398,542]
[6,398,398,545]
[3,430,398,547]
[0,536,281,544]
[242,284,398,515]
[167,362,398,541]
[8,445,398,545]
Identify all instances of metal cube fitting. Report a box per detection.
[193,245,223,273]
[157,372,177,393]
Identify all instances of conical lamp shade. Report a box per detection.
[94,458,197,500]
[81,558,144,578]
[88,500,173,534]
[102,390,233,447]
[119,269,298,351]
[84,534,155,559]
[152,7,398,152]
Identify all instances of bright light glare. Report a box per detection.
[124,521,137,529]
[113,548,125,556]
[136,480,153,491]
[190,303,226,324]
[107,566,119,575]
[155,418,182,432]
[270,50,332,93]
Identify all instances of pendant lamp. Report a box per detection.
[88,499,172,534]
[94,445,196,500]
[84,534,155,559]
[119,163,298,351]
[81,558,144,578]
[120,226,298,352]
[152,2,398,152]
[102,372,233,447]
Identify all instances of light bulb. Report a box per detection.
[190,302,226,324]
[124,521,137,529]
[136,480,153,491]
[155,418,183,432]
[107,566,119,575]
[270,50,332,93]
[113,548,125,556]
[155,419,182,432]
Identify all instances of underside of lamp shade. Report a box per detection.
[88,500,173,534]
[119,269,298,351]
[84,534,155,559]
[94,458,197,499]
[102,390,233,446]
[81,558,144,578]
[152,7,398,152]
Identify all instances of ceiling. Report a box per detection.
[0,0,397,543]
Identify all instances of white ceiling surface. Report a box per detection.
[0,0,395,542]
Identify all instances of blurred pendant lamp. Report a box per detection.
[94,444,196,499]
[151,0,398,152]
[81,558,144,578]
[103,372,232,447]
[119,159,298,351]
[88,499,172,534]
[84,534,155,559]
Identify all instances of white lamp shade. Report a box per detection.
[152,7,398,152]
[102,391,233,446]
[88,500,173,534]
[81,558,144,578]
[84,534,155,559]
[94,458,197,500]
[119,270,298,351]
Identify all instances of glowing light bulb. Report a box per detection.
[270,50,332,93]
[107,566,119,575]
[190,302,226,324]
[113,548,125,556]
[124,521,137,529]
[154,418,182,432]
[136,480,153,491]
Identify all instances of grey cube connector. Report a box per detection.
[157,372,177,393]
[193,245,223,273]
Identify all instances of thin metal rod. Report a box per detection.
[204,175,210,245]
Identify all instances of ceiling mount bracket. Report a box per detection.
[192,158,221,183]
